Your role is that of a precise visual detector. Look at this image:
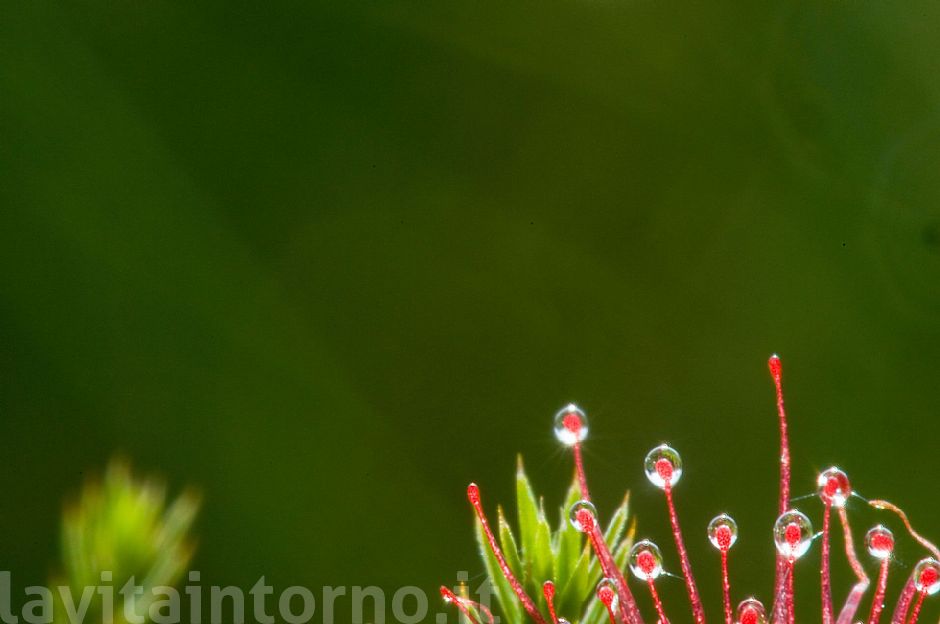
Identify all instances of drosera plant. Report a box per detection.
[439,355,940,624]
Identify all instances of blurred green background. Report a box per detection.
[2,1,940,622]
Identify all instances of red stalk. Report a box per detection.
[769,355,792,624]
[657,460,704,624]
[867,559,891,624]
[467,484,546,624]
[834,507,869,624]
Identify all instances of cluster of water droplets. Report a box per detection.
[548,405,936,624]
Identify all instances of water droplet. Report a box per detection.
[568,499,597,533]
[773,510,813,560]
[596,578,618,609]
[558,620,571,624]
[817,467,851,508]
[708,513,739,550]
[554,404,588,446]
[629,539,663,581]
[736,598,767,624]
[644,444,683,489]
[914,559,940,595]
[866,525,895,559]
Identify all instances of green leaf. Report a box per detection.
[476,519,523,624]
[529,500,553,603]
[553,474,584,589]
[586,492,631,581]
[498,506,524,581]
[516,455,540,570]
[555,545,591,619]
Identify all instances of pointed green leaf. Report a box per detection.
[515,455,540,570]
[498,506,524,581]
[555,545,591,619]
[476,519,523,624]
[587,492,630,581]
[530,501,553,602]
[553,473,583,588]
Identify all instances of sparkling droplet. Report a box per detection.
[914,559,940,595]
[817,467,851,508]
[644,444,683,489]
[736,598,767,624]
[629,539,664,581]
[596,578,618,609]
[708,513,739,550]
[558,620,571,624]
[866,525,895,559]
[568,499,597,533]
[553,404,588,446]
[773,510,813,560]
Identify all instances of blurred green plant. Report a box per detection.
[51,459,200,624]
[475,457,633,624]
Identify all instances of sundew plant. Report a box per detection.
[439,356,940,624]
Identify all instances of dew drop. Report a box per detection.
[914,558,940,595]
[708,513,739,550]
[558,620,571,624]
[644,444,683,489]
[736,598,767,624]
[554,404,588,446]
[568,499,597,533]
[773,510,813,560]
[629,539,664,581]
[866,525,895,559]
[817,467,851,508]
[596,578,618,609]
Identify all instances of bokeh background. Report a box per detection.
[2,1,940,622]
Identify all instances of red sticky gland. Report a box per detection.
[466,484,546,624]
[563,413,592,502]
[834,507,870,624]
[578,508,645,624]
[821,500,834,624]
[769,354,792,624]
[867,558,891,624]
[657,458,705,624]
[543,581,560,624]
[740,605,761,624]
[598,584,619,624]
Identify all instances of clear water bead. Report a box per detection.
[773,510,813,560]
[736,598,767,624]
[629,540,664,581]
[914,558,940,595]
[817,467,851,508]
[865,525,895,559]
[708,513,739,550]
[568,499,597,533]
[644,444,683,488]
[553,404,588,446]
[596,578,619,608]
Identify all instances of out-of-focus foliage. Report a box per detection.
[52,461,199,624]
[477,458,633,624]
